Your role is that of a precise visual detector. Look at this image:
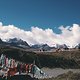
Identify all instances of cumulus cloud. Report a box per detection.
[0,22,80,47]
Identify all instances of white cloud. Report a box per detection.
[0,22,80,47]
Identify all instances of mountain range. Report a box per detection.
[0,38,30,48]
[31,44,56,51]
[0,38,80,50]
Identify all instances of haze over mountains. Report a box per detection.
[0,38,80,50]
[0,22,80,48]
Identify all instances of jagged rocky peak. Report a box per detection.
[7,38,30,47]
[8,38,22,43]
[0,38,3,42]
[75,43,80,49]
[56,44,69,49]
[0,38,4,43]
[31,43,54,51]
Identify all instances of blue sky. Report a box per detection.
[0,0,80,33]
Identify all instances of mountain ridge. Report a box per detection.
[0,38,80,50]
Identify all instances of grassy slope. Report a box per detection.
[36,50,80,68]
[0,46,37,63]
[0,46,80,68]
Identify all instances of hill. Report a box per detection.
[0,46,80,68]
[0,46,37,63]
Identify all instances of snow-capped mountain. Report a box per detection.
[56,44,69,50]
[75,43,80,49]
[31,44,55,51]
[7,38,30,48]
